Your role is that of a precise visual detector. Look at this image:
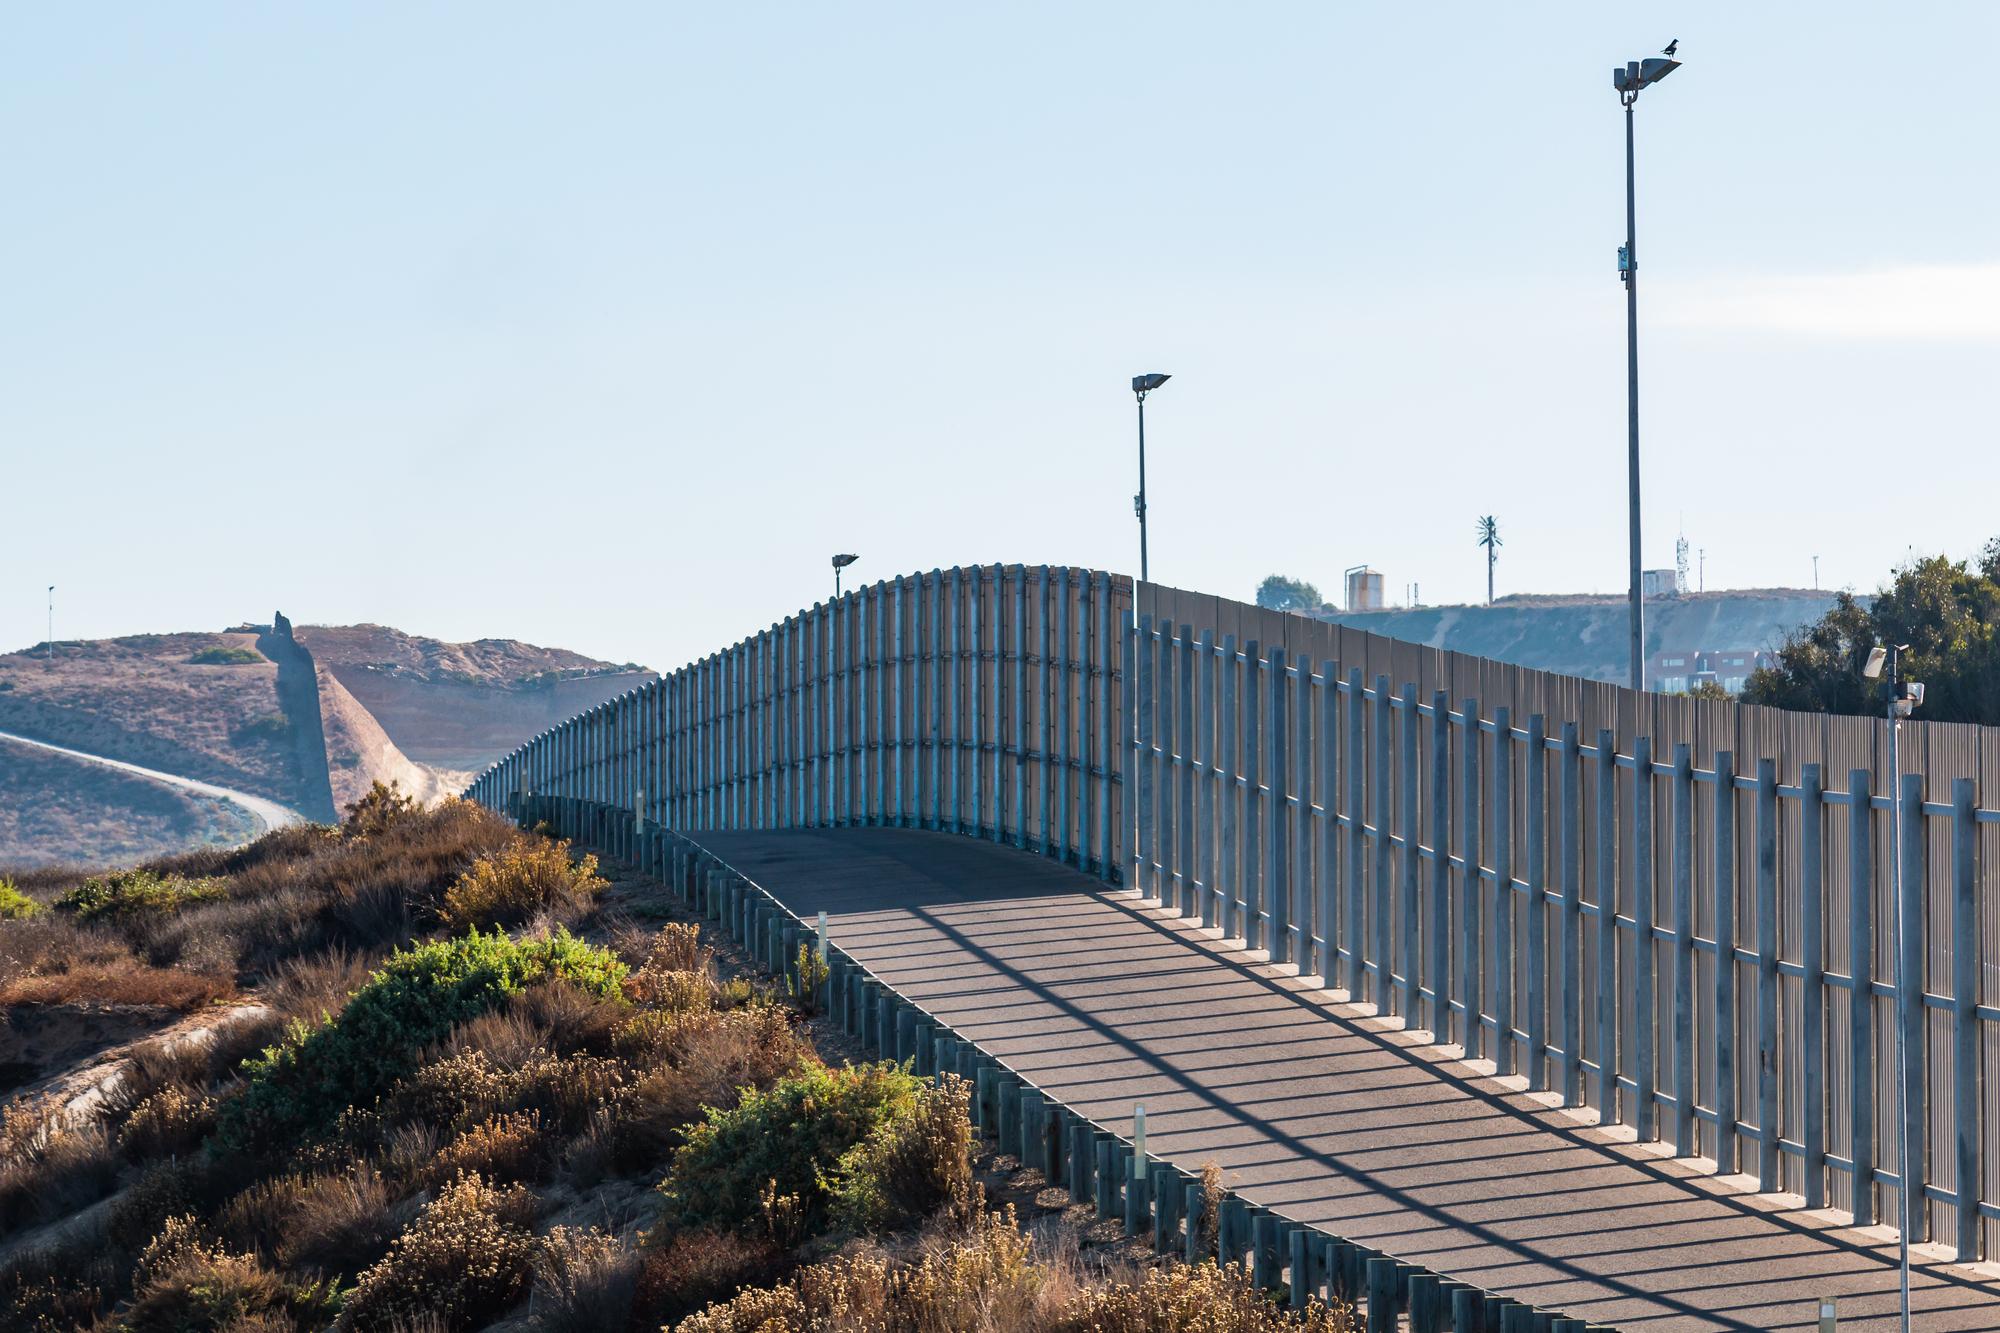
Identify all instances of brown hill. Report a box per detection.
[296,624,655,772]
[0,737,260,868]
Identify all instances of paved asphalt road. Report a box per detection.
[0,727,302,838]
[692,825,2000,1333]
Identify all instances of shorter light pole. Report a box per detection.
[46,586,54,662]
[832,553,859,599]
[1865,642,1923,1333]
[1131,374,1170,582]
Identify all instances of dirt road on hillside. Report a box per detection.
[0,728,302,839]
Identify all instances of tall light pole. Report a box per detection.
[831,553,858,599]
[1615,46,1680,691]
[46,586,54,663]
[1131,374,1169,582]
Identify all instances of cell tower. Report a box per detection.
[1675,532,1690,595]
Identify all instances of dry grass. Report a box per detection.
[215,1164,422,1275]
[531,1225,642,1333]
[620,1007,809,1162]
[632,1230,796,1331]
[675,1206,1354,1333]
[0,1097,121,1237]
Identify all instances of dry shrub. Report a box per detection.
[441,1006,549,1070]
[343,780,421,840]
[265,945,375,1024]
[124,1214,340,1333]
[619,1008,808,1164]
[0,1097,120,1236]
[0,958,237,1010]
[424,1110,549,1187]
[217,1163,419,1275]
[509,1052,626,1135]
[644,922,713,974]
[1197,1160,1225,1250]
[558,1106,618,1187]
[531,1225,642,1333]
[675,1209,1033,1333]
[674,1207,1353,1333]
[404,1051,510,1132]
[118,1084,218,1160]
[1044,1261,1353,1333]
[106,1156,229,1253]
[338,1174,538,1333]
[0,1236,119,1331]
[441,838,606,932]
[630,1230,794,1331]
[829,1073,976,1234]
[510,980,625,1055]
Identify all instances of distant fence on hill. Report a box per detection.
[466,567,2000,1264]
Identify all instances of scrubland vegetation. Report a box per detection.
[0,782,1349,1332]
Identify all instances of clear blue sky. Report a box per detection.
[6,3,1995,674]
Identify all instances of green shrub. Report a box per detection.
[828,1074,975,1235]
[0,879,41,918]
[188,646,265,665]
[216,927,625,1154]
[239,711,292,740]
[651,1061,921,1239]
[54,870,227,922]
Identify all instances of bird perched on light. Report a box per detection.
[1662,39,1678,56]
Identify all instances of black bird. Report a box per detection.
[1663,39,1679,56]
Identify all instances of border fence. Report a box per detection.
[467,568,2000,1268]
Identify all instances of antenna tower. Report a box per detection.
[1675,533,1690,595]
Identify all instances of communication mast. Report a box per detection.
[1675,532,1690,595]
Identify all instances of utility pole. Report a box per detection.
[46,587,54,663]
[1476,516,1501,604]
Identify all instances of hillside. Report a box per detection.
[0,621,651,867]
[297,623,654,773]
[0,736,260,868]
[1316,588,1840,683]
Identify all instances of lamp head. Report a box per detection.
[1132,373,1170,396]
[1862,646,1887,679]
[831,554,859,570]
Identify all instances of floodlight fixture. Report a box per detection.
[832,553,859,598]
[1863,646,1888,679]
[1130,375,1171,582]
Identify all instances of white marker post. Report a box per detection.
[817,910,828,960]
[1133,1103,1147,1179]
[1818,1297,1836,1333]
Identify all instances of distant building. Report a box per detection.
[1345,567,1384,612]
[1649,648,1773,695]
[1641,569,1681,598]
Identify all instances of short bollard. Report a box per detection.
[973,1067,994,1134]
[1367,1258,1397,1333]
[1095,1140,1116,1218]
[998,1080,1022,1156]
[1018,1091,1045,1171]
[908,1022,933,1072]
[1124,1155,1150,1238]
[1068,1121,1093,1205]
[781,926,798,986]
[1183,1182,1205,1262]
[1498,1303,1532,1333]
[1218,1198,1249,1268]
[1042,1107,1064,1183]
[1409,1273,1443,1333]
[1251,1214,1281,1292]
[1451,1287,1483,1333]
[1288,1227,1311,1309]
[1483,1295,1503,1333]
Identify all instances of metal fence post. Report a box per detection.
[1801,764,1826,1209]
[1136,615,1155,899]
[1461,697,1482,1060]
[1220,636,1239,938]
[1432,694,1453,1041]
[1898,770,1927,1241]
[1493,705,1513,1075]
[1373,676,1393,1009]
[1199,632,1218,926]
[1951,777,1980,1261]
[1402,685,1422,1022]
[1634,734,1655,1143]
[1756,757,1779,1192]
[1849,768,1875,1227]
[1561,722,1582,1106]
[1527,714,1547,1092]
[1270,647,1292,963]
[1672,742,1695,1156]
[1715,750,1738,1175]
